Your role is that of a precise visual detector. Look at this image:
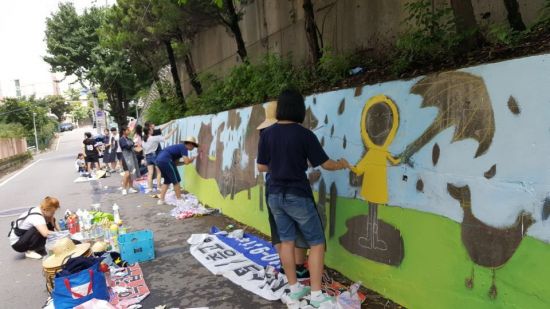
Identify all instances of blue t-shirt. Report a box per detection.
[257,123,329,197]
[156,144,189,162]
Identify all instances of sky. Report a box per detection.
[0,0,114,99]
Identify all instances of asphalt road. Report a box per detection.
[0,127,284,308]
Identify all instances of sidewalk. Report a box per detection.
[97,175,286,308]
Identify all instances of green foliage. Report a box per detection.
[65,88,81,101]
[487,24,523,46]
[71,102,92,121]
[45,4,150,128]
[393,0,461,74]
[0,97,58,149]
[144,82,186,123]
[44,3,97,80]
[0,123,27,138]
[317,48,354,85]
[185,54,304,115]
[533,0,550,29]
[43,95,71,121]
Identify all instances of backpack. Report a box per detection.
[8,207,44,237]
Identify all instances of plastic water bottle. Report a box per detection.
[112,203,121,224]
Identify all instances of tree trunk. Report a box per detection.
[223,0,247,62]
[502,0,526,31]
[183,52,203,95]
[107,87,129,131]
[164,40,186,109]
[303,0,322,64]
[449,0,483,51]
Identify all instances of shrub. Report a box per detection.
[317,48,354,85]
[393,0,461,74]
[487,24,523,46]
[186,54,304,116]
[0,123,27,138]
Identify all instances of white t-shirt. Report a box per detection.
[9,207,46,245]
[143,136,164,155]
[114,134,122,153]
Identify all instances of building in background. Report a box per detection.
[51,73,61,96]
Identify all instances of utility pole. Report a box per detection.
[91,88,101,134]
[32,112,39,153]
[14,79,21,98]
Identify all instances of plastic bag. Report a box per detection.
[336,282,362,309]
[75,298,116,309]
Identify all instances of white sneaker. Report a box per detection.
[144,189,151,194]
[309,293,335,308]
[157,199,166,205]
[25,251,43,259]
[122,189,128,195]
[128,188,138,194]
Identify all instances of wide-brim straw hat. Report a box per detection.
[43,237,91,268]
[183,136,199,147]
[257,101,277,130]
[91,241,108,253]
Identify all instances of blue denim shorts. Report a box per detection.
[267,193,325,246]
[145,153,157,166]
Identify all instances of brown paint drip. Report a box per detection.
[194,105,265,200]
[313,97,317,105]
[324,115,328,125]
[402,71,495,161]
[220,105,265,198]
[196,123,217,179]
[349,171,363,187]
[432,143,440,166]
[258,175,264,211]
[303,107,319,130]
[329,182,337,238]
[343,135,347,149]
[340,214,404,266]
[330,125,334,137]
[338,99,345,115]
[507,96,521,115]
[542,198,550,221]
[447,184,534,268]
[354,86,363,97]
[318,179,327,231]
[416,179,424,192]
[227,110,242,130]
[484,164,497,179]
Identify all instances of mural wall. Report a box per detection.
[165,54,550,308]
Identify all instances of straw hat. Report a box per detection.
[42,238,91,268]
[257,101,277,130]
[183,136,199,147]
[91,241,108,253]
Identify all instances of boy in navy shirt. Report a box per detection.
[257,89,349,307]
[155,136,198,205]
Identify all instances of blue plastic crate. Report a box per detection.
[118,230,155,264]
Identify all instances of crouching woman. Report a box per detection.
[9,196,60,259]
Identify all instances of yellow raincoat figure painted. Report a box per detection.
[349,95,401,252]
[351,95,400,203]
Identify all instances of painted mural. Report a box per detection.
[164,54,550,308]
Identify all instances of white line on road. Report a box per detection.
[0,159,42,188]
[55,134,61,151]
